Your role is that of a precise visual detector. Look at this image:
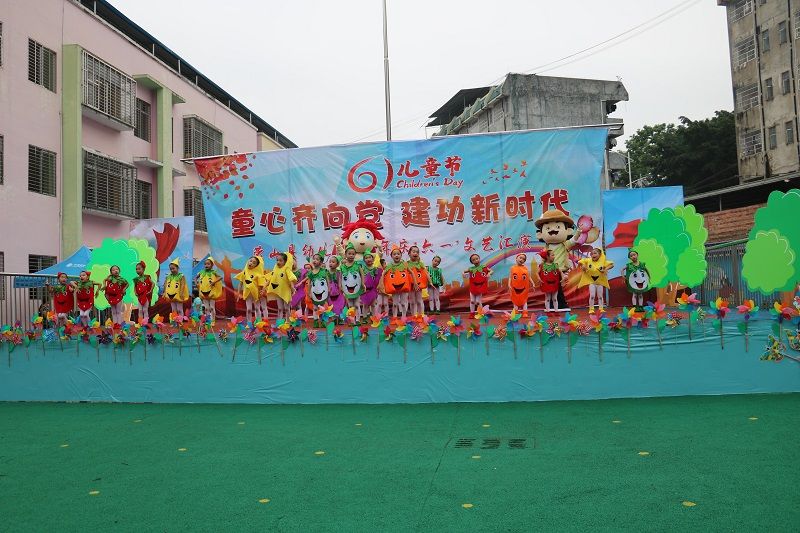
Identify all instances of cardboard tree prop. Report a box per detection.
[741,189,800,293]
[86,238,159,310]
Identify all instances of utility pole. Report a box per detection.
[382,0,392,141]
[627,150,633,188]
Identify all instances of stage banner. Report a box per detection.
[195,128,608,311]
[602,186,684,306]
[129,216,195,286]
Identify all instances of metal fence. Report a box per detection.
[0,273,109,329]
[700,241,783,308]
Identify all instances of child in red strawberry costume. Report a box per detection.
[537,249,562,312]
[46,272,76,327]
[462,253,492,316]
[101,265,128,324]
[132,261,155,323]
[75,271,100,326]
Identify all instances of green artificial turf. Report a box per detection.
[0,394,798,532]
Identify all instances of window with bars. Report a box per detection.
[730,0,753,23]
[134,98,151,141]
[741,129,763,157]
[81,49,136,127]
[735,83,760,111]
[183,116,223,158]
[28,145,56,196]
[795,11,800,39]
[82,150,137,217]
[28,39,56,92]
[0,251,4,301]
[29,254,56,301]
[183,188,207,232]
[735,35,756,68]
[135,179,151,219]
[0,135,4,185]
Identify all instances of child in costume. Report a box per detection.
[235,255,266,322]
[290,261,313,314]
[623,249,650,308]
[47,272,76,327]
[327,255,346,316]
[538,249,561,312]
[427,255,445,314]
[377,258,390,315]
[406,245,429,317]
[162,259,189,318]
[578,248,614,314]
[133,261,155,323]
[338,243,365,320]
[101,265,128,324]
[304,252,331,313]
[195,257,222,323]
[266,252,297,320]
[463,254,492,315]
[360,251,383,316]
[75,270,100,327]
[508,254,533,317]
[382,246,412,318]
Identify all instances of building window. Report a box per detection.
[768,126,777,149]
[134,98,151,141]
[183,188,207,232]
[736,83,760,111]
[183,116,223,158]
[787,121,795,144]
[81,49,136,127]
[765,77,774,100]
[0,251,4,301]
[730,0,753,23]
[82,150,137,218]
[734,35,756,67]
[0,135,3,185]
[28,254,56,301]
[778,20,788,44]
[741,129,763,156]
[28,39,56,92]
[795,10,800,39]
[781,71,791,94]
[135,179,151,219]
[28,145,56,196]
[761,28,770,51]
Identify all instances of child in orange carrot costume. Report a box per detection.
[508,253,534,317]
[381,246,412,318]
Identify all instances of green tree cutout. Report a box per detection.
[741,189,800,293]
[633,205,708,287]
[86,238,159,310]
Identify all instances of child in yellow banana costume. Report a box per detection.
[577,248,614,314]
[235,255,266,322]
[265,251,297,320]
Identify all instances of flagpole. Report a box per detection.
[382,0,392,141]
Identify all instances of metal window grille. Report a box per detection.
[183,116,223,158]
[781,71,791,94]
[730,0,753,23]
[81,49,136,127]
[768,126,777,149]
[778,21,788,44]
[735,83,759,111]
[735,35,756,68]
[0,252,4,301]
[28,254,56,301]
[134,98,151,141]
[0,135,4,185]
[740,129,763,157]
[795,11,800,39]
[183,188,207,232]
[28,39,56,92]
[28,145,56,196]
[765,78,774,100]
[701,242,781,309]
[787,121,795,144]
[82,150,137,217]
[135,179,152,219]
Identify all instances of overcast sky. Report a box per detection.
[110,0,732,149]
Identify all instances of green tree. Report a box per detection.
[618,111,737,194]
[87,238,159,310]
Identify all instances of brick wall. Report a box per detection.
[704,204,763,244]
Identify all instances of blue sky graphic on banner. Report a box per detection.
[129,216,195,286]
[195,128,607,306]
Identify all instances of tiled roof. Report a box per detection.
[704,204,763,244]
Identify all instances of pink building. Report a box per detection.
[0,0,295,276]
